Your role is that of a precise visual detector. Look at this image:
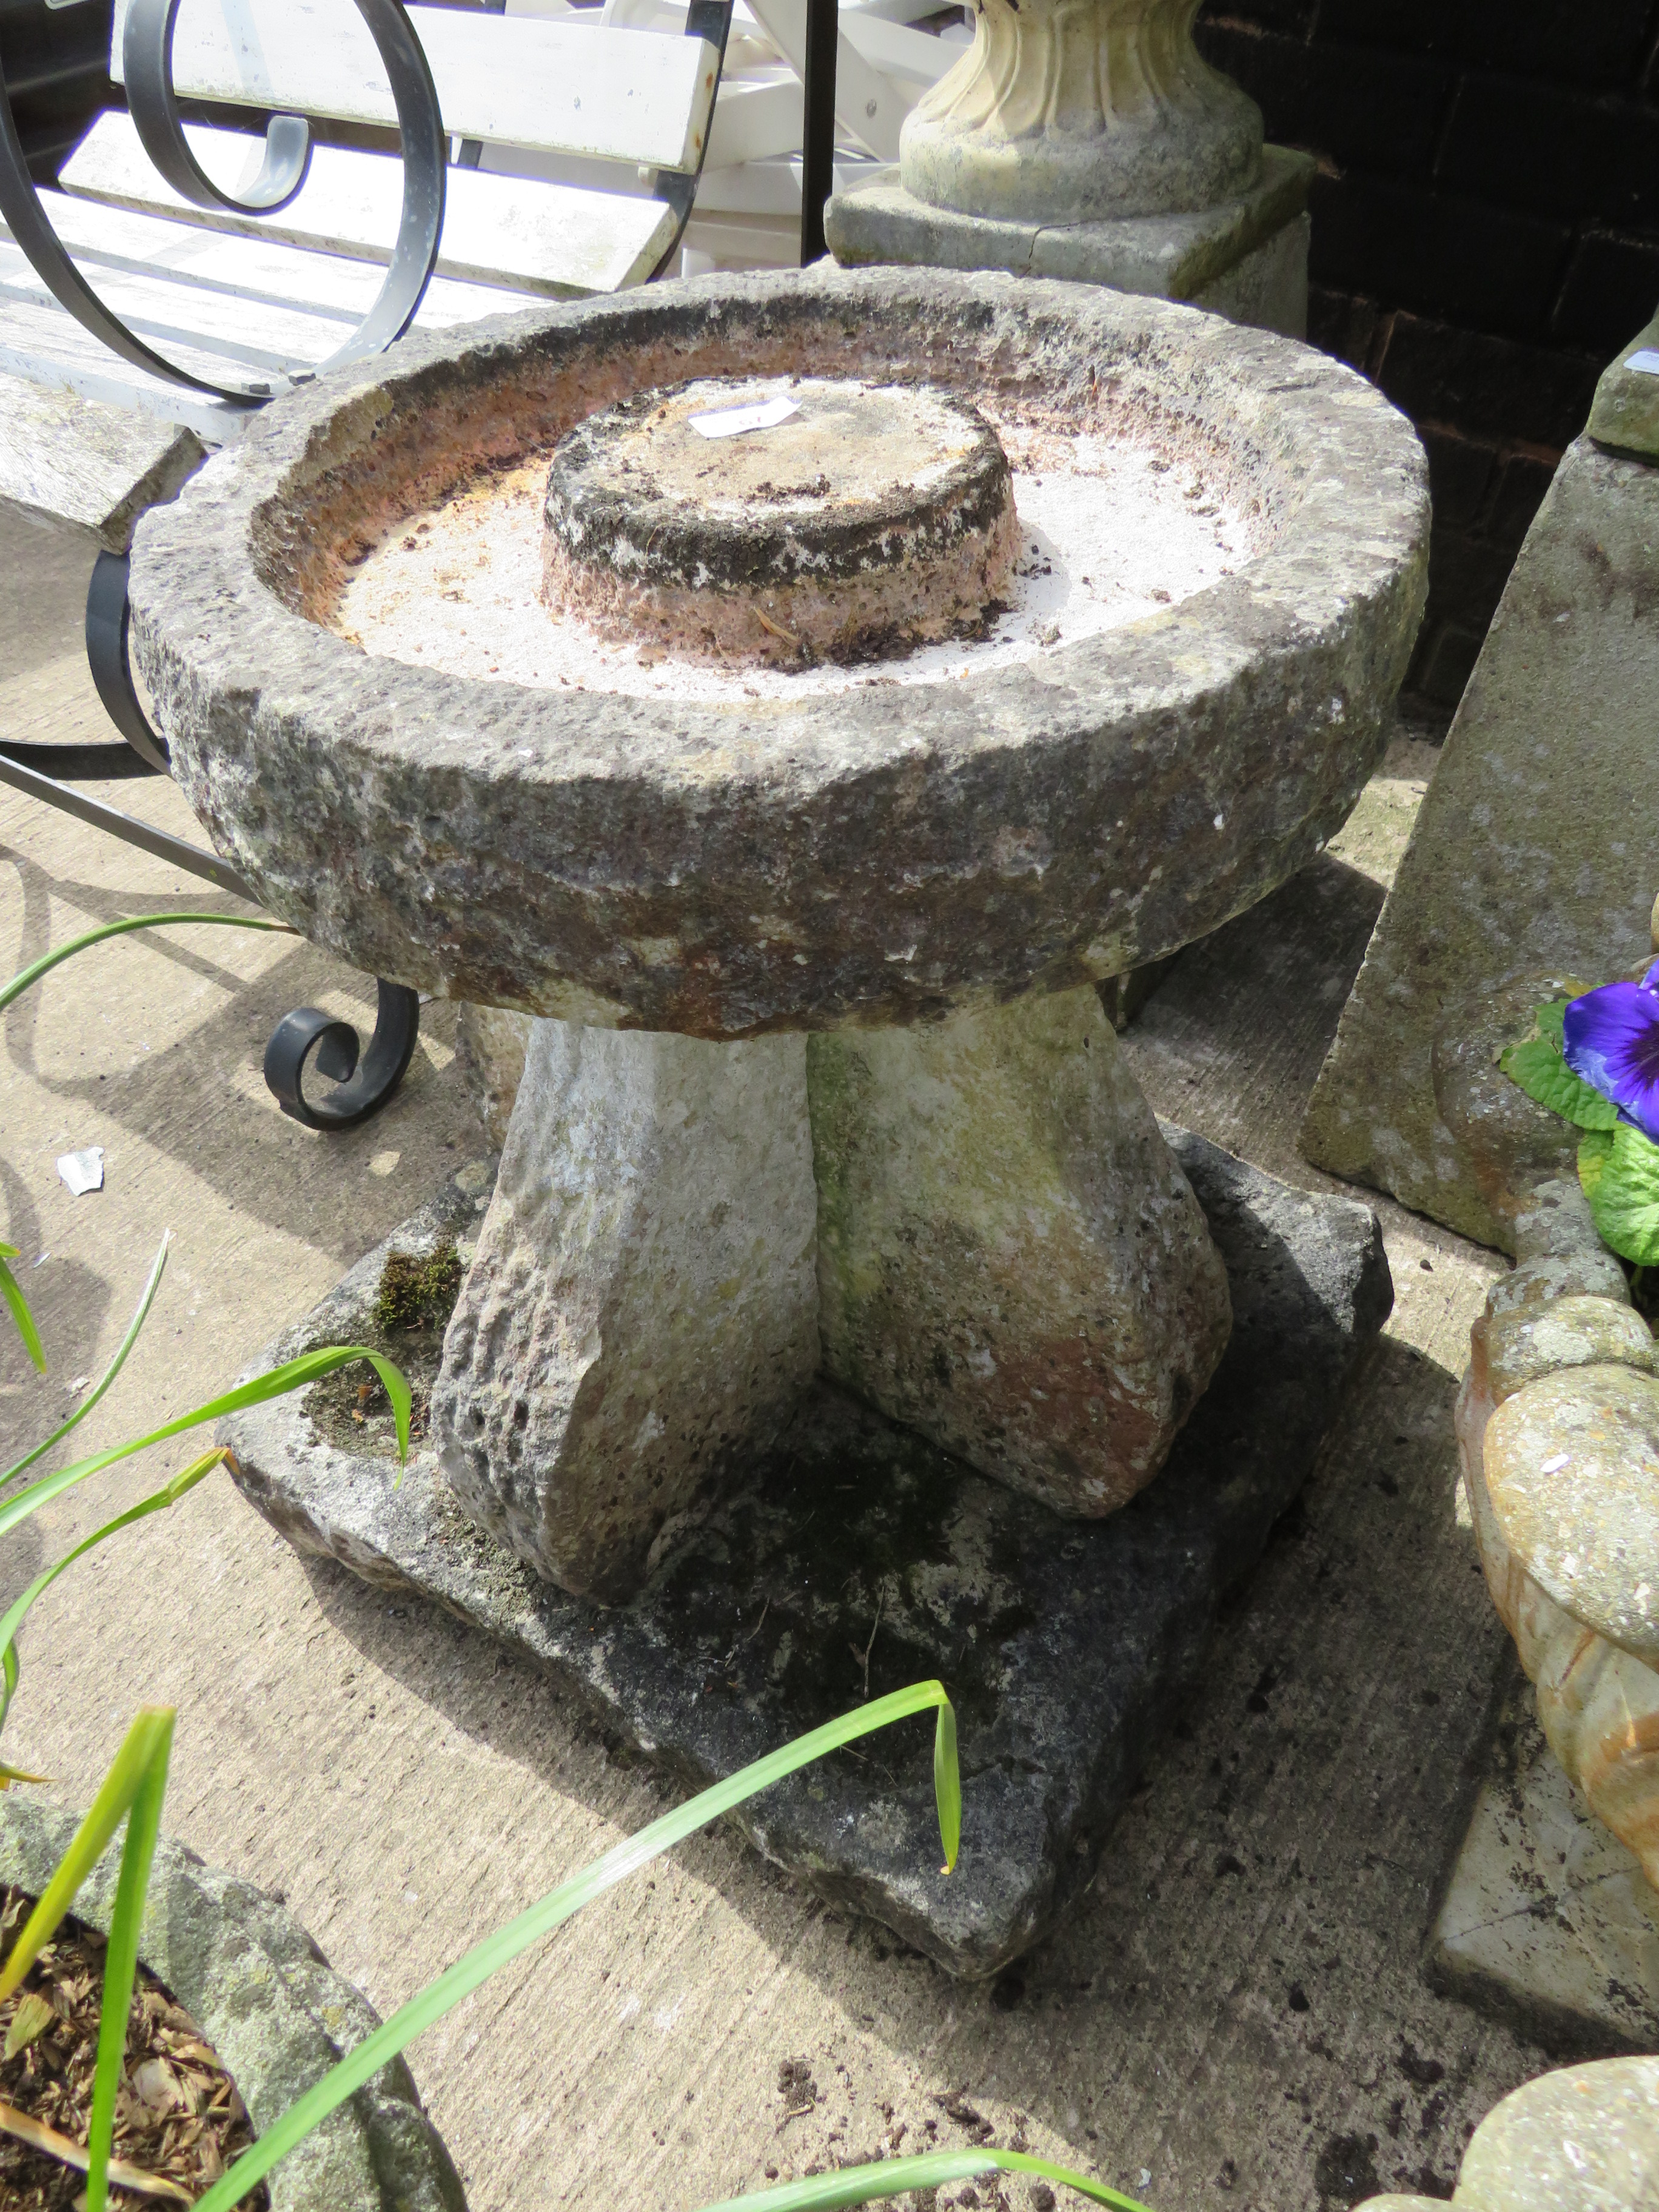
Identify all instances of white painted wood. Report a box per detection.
[0,367,203,546]
[839,10,961,84]
[679,209,797,266]
[0,292,254,440]
[10,190,540,339]
[693,150,879,216]
[740,0,910,159]
[61,113,675,298]
[107,0,720,172]
[703,75,802,169]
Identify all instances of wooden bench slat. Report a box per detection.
[108,0,720,173]
[8,190,545,340]
[0,292,258,438]
[59,115,675,300]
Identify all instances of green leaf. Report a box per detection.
[695,2151,1152,2212]
[1578,1127,1615,1201]
[0,1707,175,2002]
[0,1245,45,1376]
[3,1236,169,1490]
[1498,1035,1618,1130]
[84,1712,172,2212]
[0,1346,411,1555]
[1584,1122,1659,1269]
[0,1449,223,1742]
[0,913,292,1017]
[1535,999,1569,1049]
[192,1681,962,2212]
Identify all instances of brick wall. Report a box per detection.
[1195,1,1659,714]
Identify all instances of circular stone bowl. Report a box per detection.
[0,1795,465,2212]
[130,264,1429,1040]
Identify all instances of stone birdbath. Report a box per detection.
[131,265,1425,1967]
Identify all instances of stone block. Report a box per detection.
[825,146,1316,340]
[433,1018,819,1602]
[222,1128,1390,1977]
[1302,434,1659,1252]
[808,985,1232,1517]
[1587,307,1659,462]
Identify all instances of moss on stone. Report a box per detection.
[374,1241,463,1336]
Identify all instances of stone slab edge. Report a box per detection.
[1587,308,1659,464]
[220,1130,1389,1979]
[0,1793,466,2212]
[825,146,1316,298]
[1424,1667,1659,2060]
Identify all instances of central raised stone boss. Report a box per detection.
[129,267,1429,1605]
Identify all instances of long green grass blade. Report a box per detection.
[0,1707,175,2000]
[0,1450,221,1740]
[0,1245,45,1376]
[697,2151,1153,2212]
[0,1345,411,1552]
[84,1711,172,2212]
[2,1236,170,1490]
[192,1683,959,2212]
[0,913,292,1016]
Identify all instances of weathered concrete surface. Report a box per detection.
[1587,307,1659,462]
[808,984,1231,1515]
[222,1125,1387,1977]
[1302,435,1659,1253]
[0,1750,466,2212]
[543,376,1019,666]
[827,146,1315,340]
[129,263,1427,1037]
[1,572,1562,2212]
[453,1001,527,1148]
[1427,1673,1659,2060]
[434,1018,819,1602]
[896,0,1262,224]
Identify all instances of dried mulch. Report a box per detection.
[0,1884,269,2210]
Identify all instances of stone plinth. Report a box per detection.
[809,985,1230,1514]
[221,1127,1391,1977]
[1302,432,1659,1252]
[826,146,1315,341]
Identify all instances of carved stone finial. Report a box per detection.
[899,0,1264,224]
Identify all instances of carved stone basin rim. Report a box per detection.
[129,263,1429,1040]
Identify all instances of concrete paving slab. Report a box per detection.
[1427,1673,1659,2059]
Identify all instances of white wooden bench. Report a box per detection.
[0,0,734,1126]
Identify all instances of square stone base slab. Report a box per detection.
[1426,1670,1659,2056]
[824,146,1315,340]
[222,1125,1389,1979]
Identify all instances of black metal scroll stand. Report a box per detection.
[799,0,838,264]
[0,0,441,1129]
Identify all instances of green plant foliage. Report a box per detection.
[1499,1005,1618,1130]
[0,912,292,1017]
[3,1236,170,1491]
[1583,1122,1659,1268]
[699,2150,1151,2212]
[0,1243,45,1376]
[0,1705,175,2212]
[1578,1127,1615,1201]
[190,1682,963,2212]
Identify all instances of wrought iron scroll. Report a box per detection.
[264,984,422,1130]
[0,0,446,403]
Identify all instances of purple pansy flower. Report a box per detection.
[1563,966,1659,1143]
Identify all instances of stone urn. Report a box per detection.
[900,0,1262,224]
[0,1795,465,2212]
